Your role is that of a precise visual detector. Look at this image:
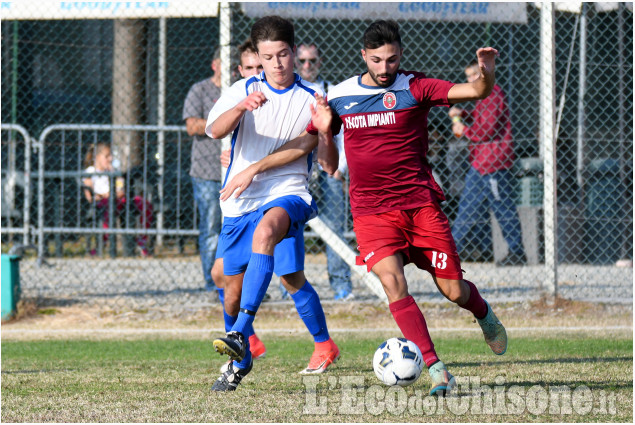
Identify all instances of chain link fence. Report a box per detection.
[1,2,632,311]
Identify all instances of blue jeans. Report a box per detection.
[316,170,352,294]
[191,177,222,289]
[452,166,524,255]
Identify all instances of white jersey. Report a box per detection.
[205,72,321,217]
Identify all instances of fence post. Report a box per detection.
[219,3,232,179]
[37,133,45,261]
[156,16,167,248]
[576,3,587,189]
[24,132,31,246]
[540,2,557,296]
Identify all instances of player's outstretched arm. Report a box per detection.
[219,131,318,201]
[311,93,338,175]
[447,47,498,104]
[209,91,267,139]
[317,131,339,176]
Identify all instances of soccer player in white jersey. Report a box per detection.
[310,20,508,396]
[211,37,267,370]
[205,16,339,392]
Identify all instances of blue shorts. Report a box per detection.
[216,195,317,276]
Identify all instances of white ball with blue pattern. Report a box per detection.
[372,337,423,386]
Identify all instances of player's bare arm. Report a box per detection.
[185,117,207,136]
[219,131,318,201]
[311,93,339,175]
[209,91,268,139]
[447,47,498,104]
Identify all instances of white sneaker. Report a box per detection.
[477,301,508,355]
[428,361,456,396]
[334,290,354,301]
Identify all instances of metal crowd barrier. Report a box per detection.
[1,124,32,245]
[36,124,198,259]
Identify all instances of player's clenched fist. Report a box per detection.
[310,92,332,133]
[239,91,268,112]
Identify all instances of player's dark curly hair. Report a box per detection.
[363,20,401,50]
[250,15,294,52]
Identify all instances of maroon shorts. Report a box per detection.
[353,202,463,280]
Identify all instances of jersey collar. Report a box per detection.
[262,72,299,94]
[357,72,398,90]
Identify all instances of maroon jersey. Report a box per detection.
[308,71,455,217]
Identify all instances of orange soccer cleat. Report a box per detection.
[249,333,267,359]
[299,338,340,374]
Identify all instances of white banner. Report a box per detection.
[242,2,528,24]
[0,1,219,20]
[533,2,633,13]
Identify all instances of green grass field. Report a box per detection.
[1,332,632,422]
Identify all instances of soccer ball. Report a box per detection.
[372,337,423,387]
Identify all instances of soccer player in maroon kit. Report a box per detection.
[308,20,508,396]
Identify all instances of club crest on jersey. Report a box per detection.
[382,92,397,110]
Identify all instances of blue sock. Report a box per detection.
[234,350,252,370]
[217,287,225,306]
[291,280,330,343]
[233,253,274,337]
[218,285,255,336]
[245,322,255,338]
[224,313,237,333]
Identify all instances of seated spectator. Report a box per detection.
[82,141,153,257]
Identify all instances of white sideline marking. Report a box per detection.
[1,325,631,336]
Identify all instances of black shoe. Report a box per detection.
[496,251,527,266]
[213,331,247,362]
[211,359,253,392]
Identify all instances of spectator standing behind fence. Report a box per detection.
[183,47,234,292]
[82,142,152,257]
[292,42,353,301]
[449,60,526,266]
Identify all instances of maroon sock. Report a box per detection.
[389,295,439,367]
[459,280,488,319]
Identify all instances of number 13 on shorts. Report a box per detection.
[430,251,448,270]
